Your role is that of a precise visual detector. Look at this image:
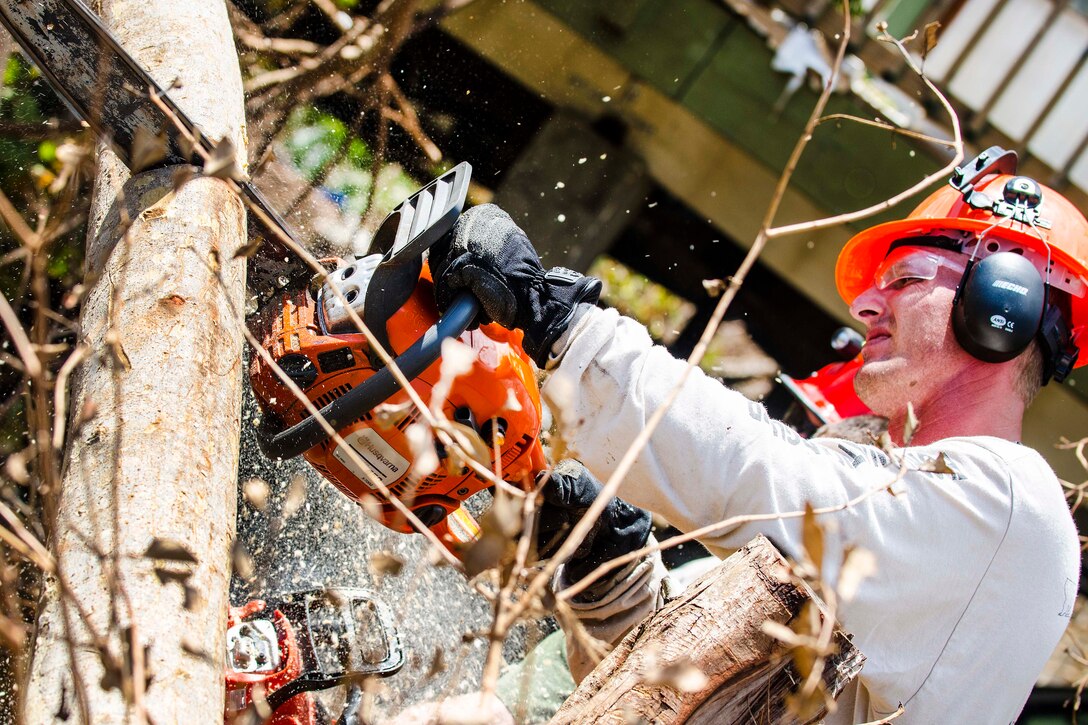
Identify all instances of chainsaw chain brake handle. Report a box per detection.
[256,163,478,460]
[225,589,404,717]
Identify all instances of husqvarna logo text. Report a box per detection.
[992,279,1029,295]
[990,314,1015,332]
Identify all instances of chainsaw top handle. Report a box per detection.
[256,163,475,460]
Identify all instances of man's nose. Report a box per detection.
[849,284,885,322]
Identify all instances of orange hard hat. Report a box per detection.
[835,164,1088,366]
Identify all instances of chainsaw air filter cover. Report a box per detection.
[248,264,546,542]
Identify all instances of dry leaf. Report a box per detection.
[130,126,168,173]
[234,238,263,259]
[179,127,202,162]
[242,478,270,512]
[283,474,307,520]
[159,294,186,308]
[425,647,446,679]
[105,330,131,371]
[76,399,98,427]
[372,400,414,431]
[461,530,507,579]
[903,402,919,445]
[922,21,941,59]
[172,165,197,191]
[183,585,203,611]
[232,541,255,580]
[430,338,476,410]
[368,550,404,579]
[838,546,877,602]
[96,642,123,693]
[441,420,491,474]
[801,502,824,577]
[203,137,245,181]
[643,659,709,693]
[4,451,28,484]
[462,492,521,577]
[702,278,726,297]
[761,619,804,647]
[181,638,212,664]
[153,567,191,585]
[485,490,522,539]
[358,494,383,522]
[145,538,197,563]
[918,451,955,475]
[875,431,895,454]
[406,422,439,477]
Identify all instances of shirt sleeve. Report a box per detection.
[545,305,955,561]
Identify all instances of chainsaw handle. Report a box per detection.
[256,293,479,460]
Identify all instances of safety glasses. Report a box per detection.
[874,247,967,290]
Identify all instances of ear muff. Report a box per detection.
[951,252,1046,363]
[1038,302,1079,383]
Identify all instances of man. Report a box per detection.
[429,157,1085,722]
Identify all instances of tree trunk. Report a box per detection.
[551,536,865,724]
[24,1,247,722]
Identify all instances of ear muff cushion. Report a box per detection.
[952,253,1046,363]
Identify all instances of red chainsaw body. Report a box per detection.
[249,271,546,543]
[224,602,314,725]
[790,355,872,424]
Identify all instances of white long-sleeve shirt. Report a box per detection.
[544,305,1079,723]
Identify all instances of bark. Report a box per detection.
[552,536,865,724]
[24,1,247,722]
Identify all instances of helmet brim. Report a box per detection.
[836,217,1088,368]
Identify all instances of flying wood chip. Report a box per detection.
[203,138,245,182]
[144,538,197,563]
[130,126,168,173]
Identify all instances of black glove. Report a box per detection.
[429,204,602,367]
[535,459,652,583]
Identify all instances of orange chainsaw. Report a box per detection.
[249,163,547,550]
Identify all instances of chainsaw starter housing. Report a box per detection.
[248,264,546,544]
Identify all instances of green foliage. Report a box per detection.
[589,256,694,346]
[283,105,421,223]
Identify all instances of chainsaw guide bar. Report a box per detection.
[0,0,310,291]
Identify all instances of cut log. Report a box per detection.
[551,535,864,724]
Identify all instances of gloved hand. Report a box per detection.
[428,204,602,367]
[535,459,652,583]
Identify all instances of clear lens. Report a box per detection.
[875,248,965,290]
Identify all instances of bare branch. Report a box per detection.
[765,28,964,239]
[0,289,42,379]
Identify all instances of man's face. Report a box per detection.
[849,246,976,416]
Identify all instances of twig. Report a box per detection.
[559,473,900,602]
[765,29,963,239]
[0,289,42,379]
[0,186,41,251]
[859,705,906,723]
[52,345,91,451]
[816,113,957,147]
